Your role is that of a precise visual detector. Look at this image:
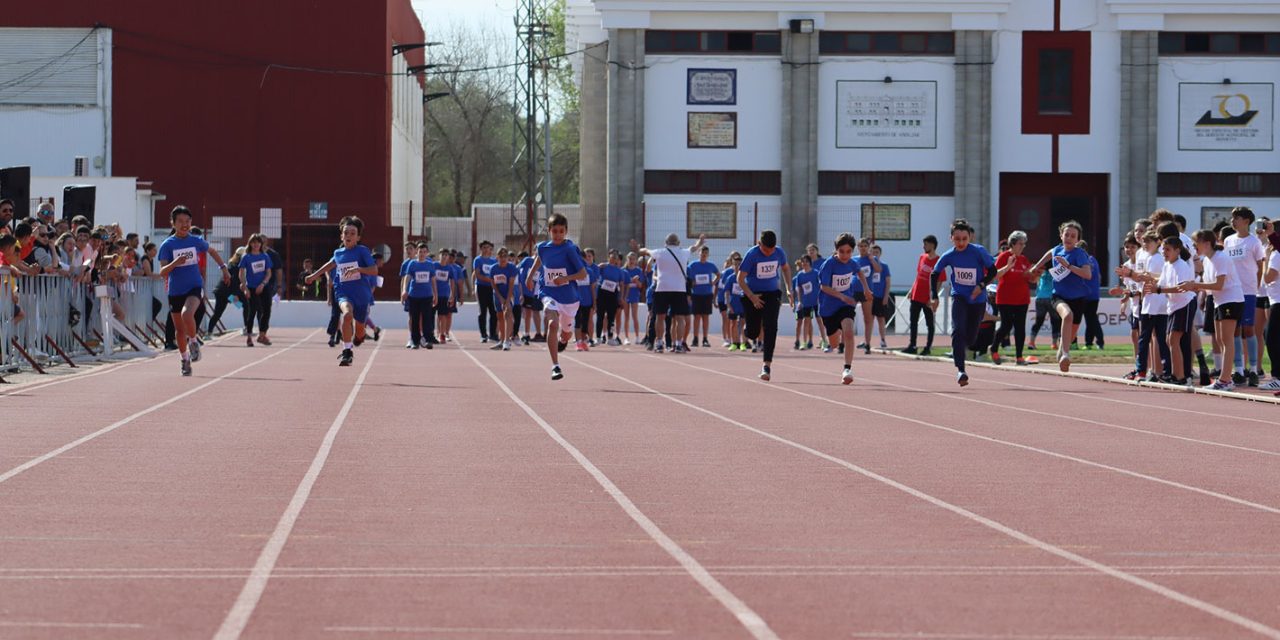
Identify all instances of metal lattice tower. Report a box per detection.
[510,0,554,251]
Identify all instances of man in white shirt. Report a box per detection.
[631,232,706,353]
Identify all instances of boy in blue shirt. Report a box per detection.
[574,247,598,350]
[870,244,893,349]
[931,219,997,386]
[854,239,882,354]
[525,213,587,379]
[687,246,720,348]
[158,205,232,376]
[489,247,521,350]
[473,240,498,343]
[400,241,439,350]
[596,250,627,345]
[792,255,820,350]
[517,251,543,344]
[737,229,793,381]
[434,249,456,343]
[818,233,871,383]
[303,216,380,367]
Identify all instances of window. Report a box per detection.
[646,31,782,54]
[645,171,782,195]
[817,172,954,196]
[1157,173,1280,197]
[1022,32,1090,134]
[1159,32,1280,56]
[819,32,954,55]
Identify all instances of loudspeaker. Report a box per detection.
[63,185,96,224]
[0,166,31,218]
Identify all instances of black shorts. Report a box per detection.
[1215,301,1245,322]
[872,296,891,319]
[717,301,728,312]
[436,299,453,316]
[1128,313,1139,331]
[822,305,857,337]
[1169,304,1195,333]
[1051,295,1086,321]
[651,291,690,316]
[168,287,204,312]
[795,306,816,320]
[1258,296,1271,310]
[522,296,544,311]
[691,294,714,316]
[852,290,867,304]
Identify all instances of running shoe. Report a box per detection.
[609,337,622,346]
[1023,355,1038,364]
[1123,370,1140,380]
[258,334,272,346]
[502,342,511,351]
[481,337,489,344]
[558,340,569,353]
[372,327,382,342]
[805,341,813,350]
[863,344,871,355]
[921,348,932,356]
[990,351,1002,365]
[842,367,853,385]
[1259,379,1280,391]
[164,343,179,351]
[752,343,761,354]
[522,335,531,345]
[856,342,868,350]
[1016,358,1029,366]
[794,340,801,350]
[879,340,888,349]
[339,349,353,367]
[1058,353,1070,372]
[759,366,771,382]
[1199,369,1213,387]
[722,340,731,347]
[1209,379,1235,391]
[589,338,597,347]
[246,335,254,347]
[1248,371,1259,387]
[575,342,587,352]
[838,343,845,355]
[957,372,969,387]
[1232,372,1246,385]
[703,338,711,348]
[490,342,504,351]
[533,334,547,343]
[902,346,917,354]
[823,345,832,354]
[654,343,665,354]
[353,335,365,347]
[1026,341,1037,351]
[406,340,415,349]
[624,338,631,345]
[181,358,192,377]
[189,339,202,363]
[551,365,563,380]
[1145,373,1161,383]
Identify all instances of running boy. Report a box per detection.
[525,214,587,379]
[304,216,380,366]
[158,205,232,376]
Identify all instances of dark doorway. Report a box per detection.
[999,173,1110,277]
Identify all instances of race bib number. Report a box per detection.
[493,274,507,285]
[832,273,853,291]
[435,270,451,281]
[732,283,744,295]
[543,267,567,284]
[755,261,778,280]
[860,265,873,278]
[600,280,618,292]
[1228,247,1245,260]
[578,278,591,287]
[801,282,814,295]
[1049,261,1071,282]
[871,272,882,284]
[1127,279,1141,294]
[251,260,265,274]
[337,261,361,282]
[414,271,431,284]
[171,247,197,265]
[953,267,978,287]
[695,274,711,285]
[482,263,493,275]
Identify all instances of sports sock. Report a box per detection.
[1247,336,1259,370]
[1234,336,1244,371]
[344,342,353,350]
[1212,351,1223,372]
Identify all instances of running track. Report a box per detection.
[2,328,1279,639]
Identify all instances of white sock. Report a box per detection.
[1212,352,1223,371]
[344,342,353,350]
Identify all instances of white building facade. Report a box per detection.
[569,0,1280,282]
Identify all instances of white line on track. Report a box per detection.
[568,356,1280,640]
[0,621,145,629]
[649,356,1280,518]
[325,626,674,636]
[774,361,1280,459]
[213,339,382,640]
[0,330,320,487]
[459,347,780,640]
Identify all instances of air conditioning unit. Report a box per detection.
[74,156,88,177]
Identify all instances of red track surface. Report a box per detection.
[2,328,1279,639]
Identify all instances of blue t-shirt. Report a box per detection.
[933,244,996,304]
[725,267,744,314]
[491,262,520,300]
[451,263,465,291]
[576,263,599,306]
[518,257,539,297]
[157,234,209,295]
[687,260,719,296]
[536,240,585,305]
[811,255,827,274]
[625,267,643,303]
[434,262,456,298]
[1035,270,1054,299]
[817,257,859,317]
[473,256,497,288]
[331,244,376,305]
[739,246,788,293]
[1085,256,1101,301]
[1049,245,1091,300]
[795,270,820,308]
[240,253,273,289]
[404,259,438,299]
[870,260,891,298]
[598,264,625,298]
[399,259,412,277]
[853,256,876,293]
[645,270,655,305]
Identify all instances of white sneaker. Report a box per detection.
[842,367,853,385]
[1259,379,1280,391]
[502,341,511,351]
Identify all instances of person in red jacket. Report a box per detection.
[903,235,939,355]
[991,230,1037,365]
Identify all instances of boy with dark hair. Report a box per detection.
[473,240,498,342]
[158,205,232,376]
[525,213,587,379]
[304,217,380,366]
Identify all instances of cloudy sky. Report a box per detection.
[411,0,516,36]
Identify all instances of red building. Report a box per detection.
[4,1,426,296]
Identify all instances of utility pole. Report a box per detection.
[510,0,553,252]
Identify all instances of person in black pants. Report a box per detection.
[737,230,793,381]
[262,238,284,333]
[472,241,498,341]
[207,248,245,334]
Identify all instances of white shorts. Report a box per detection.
[542,297,580,329]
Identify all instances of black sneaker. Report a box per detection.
[424,340,434,350]
[181,358,192,377]
[1232,372,1246,385]
[1248,371,1260,387]
[558,340,568,353]
[794,340,801,350]
[411,343,420,350]
[481,337,489,344]
[372,327,382,342]
[353,335,365,347]
[1199,369,1212,387]
[702,338,710,348]
[522,335,530,345]
[328,334,338,348]
[957,372,969,387]
[759,366,771,381]
[863,344,871,355]
[339,348,353,367]
[921,347,932,356]
[551,365,563,380]
[164,343,178,352]
[838,343,845,354]
[902,346,917,354]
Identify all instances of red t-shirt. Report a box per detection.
[994,251,1032,306]
[908,253,939,303]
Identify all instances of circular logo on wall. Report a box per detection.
[1018,209,1041,231]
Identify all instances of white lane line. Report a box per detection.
[325,626,673,636]
[568,356,1280,640]
[849,634,1199,640]
[213,340,382,640]
[0,621,145,629]
[0,330,320,487]
[652,357,1280,518]
[460,348,780,640]
[776,361,1280,459]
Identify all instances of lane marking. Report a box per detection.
[325,626,673,636]
[649,356,1280,518]
[776,361,1280,459]
[0,621,145,629]
[0,330,320,487]
[849,634,1199,640]
[568,356,1280,640]
[213,340,382,640]
[459,348,780,640]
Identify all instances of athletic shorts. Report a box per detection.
[542,297,579,328]
[1241,295,1258,327]
[728,312,741,321]
[522,296,544,311]
[168,287,204,312]
[691,294,714,316]
[1216,301,1245,322]
[872,297,891,319]
[337,297,370,324]
[449,302,458,314]
[795,305,816,320]
[1203,296,1216,333]
[1127,313,1139,331]
[435,299,453,316]
[494,294,511,313]
[651,291,690,316]
[1258,296,1271,310]
[1169,304,1195,334]
[822,305,857,337]
[852,290,867,304]
[1051,295,1086,321]
[717,301,728,312]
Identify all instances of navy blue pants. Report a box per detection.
[951,295,985,373]
[1136,313,1170,376]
